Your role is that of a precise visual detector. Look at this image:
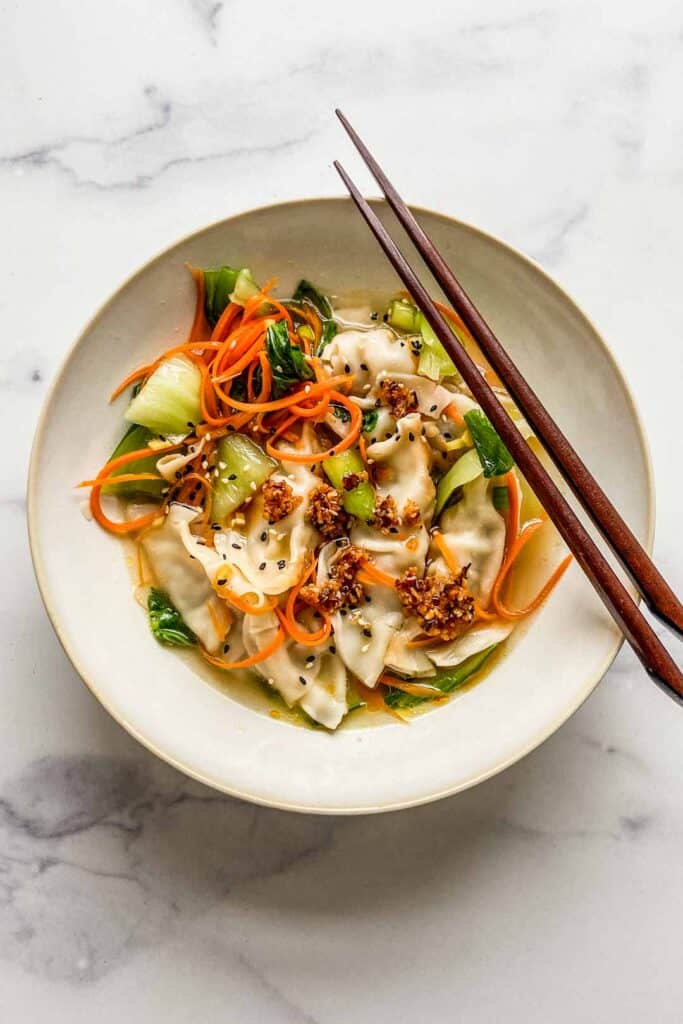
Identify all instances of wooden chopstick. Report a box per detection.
[332,158,683,704]
[336,108,683,641]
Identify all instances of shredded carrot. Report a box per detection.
[358,557,397,589]
[432,530,459,573]
[275,558,332,646]
[443,402,465,427]
[358,434,369,467]
[216,374,353,414]
[212,575,278,616]
[208,600,232,640]
[201,624,286,670]
[77,472,161,488]
[502,468,521,557]
[210,301,242,343]
[81,440,184,534]
[473,601,499,621]
[266,390,362,465]
[378,674,445,698]
[405,635,439,649]
[275,606,331,647]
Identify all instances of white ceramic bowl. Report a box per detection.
[28,199,653,814]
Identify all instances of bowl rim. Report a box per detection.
[26,196,656,815]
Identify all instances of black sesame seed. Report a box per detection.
[374,398,381,407]
[211,523,221,530]
[305,655,316,665]
[339,608,348,617]
[258,562,266,571]
[362,627,372,638]
[370,311,378,321]
[217,579,227,586]
[222,553,227,560]
[360,362,368,371]
[228,473,237,480]
[430,404,438,412]
[277,559,286,569]
[328,645,337,654]
[382,312,388,322]
[408,431,415,442]
[389,526,399,534]
[223,643,231,654]
[231,542,241,550]
[384,431,392,439]
[365,594,372,603]
[400,341,405,347]
[444,432,452,440]
[175,471,182,480]
[186,421,195,428]
[260,531,267,542]
[344,363,351,374]
[299,675,307,686]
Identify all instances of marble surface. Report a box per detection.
[2,0,682,1019]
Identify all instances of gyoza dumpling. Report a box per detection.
[427,620,513,668]
[241,611,348,729]
[366,412,436,522]
[350,521,430,576]
[232,463,320,596]
[141,504,229,652]
[372,372,454,419]
[323,327,415,393]
[317,540,402,688]
[434,476,506,604]
[385,618,437,678]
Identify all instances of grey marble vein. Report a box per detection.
[0,755,333,982]
[0,85,316,191]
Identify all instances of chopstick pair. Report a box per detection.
[333,109,683,704]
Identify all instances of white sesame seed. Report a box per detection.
[361,643,370,653]
[249,481,257,491]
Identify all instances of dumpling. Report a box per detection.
[373,372,454,419]
[350,521,430,576]
[427,620,513,667]
[317,540,402,688]
[155,438,207,482]
[228,463,320,596]
[241,610,348,729]
[385,618,436,678]
[323,327,415,392]
[366,412,436,522]
[141,504,229,652]
[434,476,506,604]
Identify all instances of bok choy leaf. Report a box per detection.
[148,588,197,647]
[291,279,338,353]
[463,409,514,478]
[266,320,314,398]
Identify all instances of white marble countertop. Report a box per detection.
[2,0,682,1019]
